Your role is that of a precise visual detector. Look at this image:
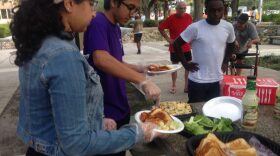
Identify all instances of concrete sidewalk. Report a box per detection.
[124,42,280,102]
[0,42,279,156]
[0,49,18,116]
[0,42,280,115]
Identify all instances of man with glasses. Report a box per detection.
[84,1,161,155]
[158,1,192,94]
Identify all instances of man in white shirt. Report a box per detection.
[173,0,236,103]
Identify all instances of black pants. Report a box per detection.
[188,79,220,103]
[170,51,192,63]
[26,147,47,156]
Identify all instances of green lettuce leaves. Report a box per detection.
[184,115,233,135]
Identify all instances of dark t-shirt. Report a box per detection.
[83,12,129,121]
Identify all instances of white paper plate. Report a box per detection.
[147,64,182,75]
[202,96,242,122]
[134,110,184,134]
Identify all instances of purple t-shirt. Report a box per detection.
[84,12,129,121]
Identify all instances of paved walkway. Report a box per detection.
[0,42,280,115]
[0,42,279,156]
[123,42,280,102]
[0,49,18,116]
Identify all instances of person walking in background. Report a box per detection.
[83,0,161,155]
[11,0,161,155]
[158,1,192,94]
[133,13,143,54]
[173,0,236,103]
[250,6,257,25]
[233,13,260,75]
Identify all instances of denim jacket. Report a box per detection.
[17,36,143,156]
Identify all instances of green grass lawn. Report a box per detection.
[245,55,280,71]
[245,55,280,103]
[0,24,11,38]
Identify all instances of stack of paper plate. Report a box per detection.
[202,96,242,122]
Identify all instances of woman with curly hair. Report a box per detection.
[11,0,160,155]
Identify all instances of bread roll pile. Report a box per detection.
[196,133,258,156]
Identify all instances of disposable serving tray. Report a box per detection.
[186,131,280,156]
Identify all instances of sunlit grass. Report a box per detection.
[244,55,280,71]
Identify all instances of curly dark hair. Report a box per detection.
[10,0,83,66]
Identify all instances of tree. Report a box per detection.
[148,0,160,21]
[231,0,239,17]
[162,0,169,19]
[139,0,150,20]
[141,0,172,21]
[193,0,203,22]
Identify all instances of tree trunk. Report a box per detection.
[142,0,150,20]
[193,0,203,22]
[163,0,169,19]
[154,2,159,21]
[231,0,239,18]
[145,11,151,20]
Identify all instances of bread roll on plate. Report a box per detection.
[226,138,251,150]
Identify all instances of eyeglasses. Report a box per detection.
[121,1,137,14]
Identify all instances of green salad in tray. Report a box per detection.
[183,115,234,135]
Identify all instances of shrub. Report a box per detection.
[262,13,280,24]
[143,19,158,27]
[0,24,11,38]
[262,14,271,22]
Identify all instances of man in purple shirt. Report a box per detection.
[84,1,161,155]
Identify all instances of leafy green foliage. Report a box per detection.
[212,117,234,132]
[194,115,214,128]
[0,24,11,38]
[244,55,280,71]
[262,14,280,24]
[239,0,280,11]
[184,115,234,135]
[184,116,210,135]
[143,19,158,27]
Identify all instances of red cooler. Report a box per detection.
[223,75,279,105]
[256,78,279,105]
